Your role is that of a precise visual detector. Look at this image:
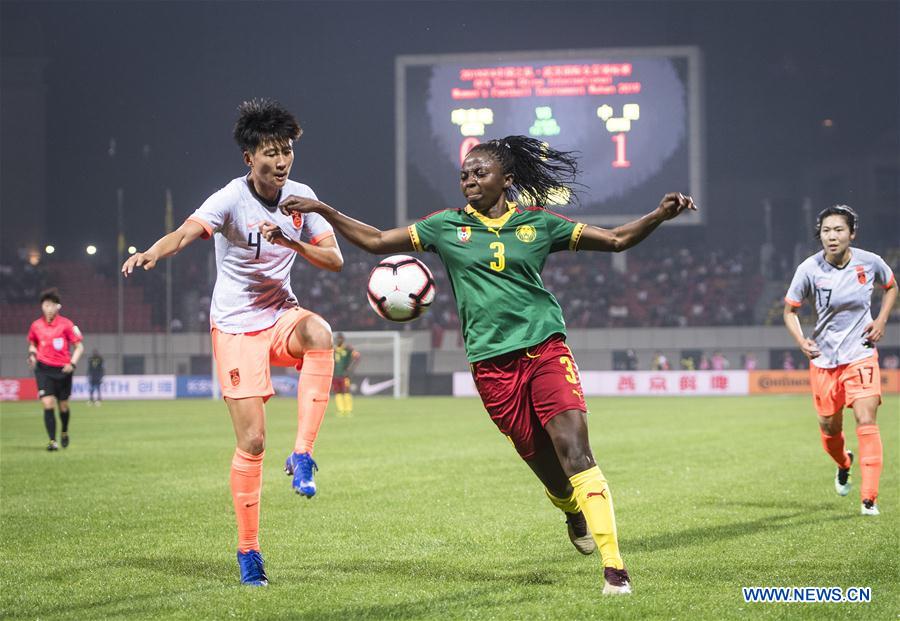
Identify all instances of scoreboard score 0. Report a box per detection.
[396,47,703,226]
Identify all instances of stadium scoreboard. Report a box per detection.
[397,47,703,226]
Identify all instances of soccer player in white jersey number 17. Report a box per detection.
[784,205,896,517]
[122,99,344,586]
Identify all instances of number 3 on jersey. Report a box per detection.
[489,241,505,272]
[559,356,578,384]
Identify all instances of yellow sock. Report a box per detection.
[545,488,579,513]
[570,466,623,569]
[345,393,353,414]
[335,394,346,414]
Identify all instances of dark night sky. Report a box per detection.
[1,0,898,257]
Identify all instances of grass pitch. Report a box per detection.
[1,395,897,620]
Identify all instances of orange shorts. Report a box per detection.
[211,307,314,400]
[809,353,882,416]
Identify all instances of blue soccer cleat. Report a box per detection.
[237,549,268,586]
[284,451,318,498]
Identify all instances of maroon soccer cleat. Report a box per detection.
[603,566,632,595]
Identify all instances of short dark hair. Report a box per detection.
[233,98,302,153]
[40,288,61,304]
[815,204,858,238]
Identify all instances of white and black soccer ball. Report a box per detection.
[367,255,436,322]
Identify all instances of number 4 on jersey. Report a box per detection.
[247,232,262,259]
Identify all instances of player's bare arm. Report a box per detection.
[63,342,84,374]
[783,303,820,359]
[26,341,38,369]
[253,220,344,272]
[278,195,413,255]
[121,219,207,276]
[863,282,897,344]
[578,192,697,252]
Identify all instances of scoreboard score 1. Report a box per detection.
[397,47,703,226]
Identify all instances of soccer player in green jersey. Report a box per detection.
[332,333,360,416]
[279,136,696,594]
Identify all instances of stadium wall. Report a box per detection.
[2,369,898,402]
[2,325,898,376]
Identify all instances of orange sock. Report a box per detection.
[820,430,851,470]
[294,349,334,454]
[231,448,264,553]
[856,425,882,502]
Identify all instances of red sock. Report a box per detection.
[856,425,882,502]
[820,430,851,470]
[230,448,264,553]
[294,349,334,454]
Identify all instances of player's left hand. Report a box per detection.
[62,363,75,374]
[254,221,288,246]
[278,195,327,216]
[863,319,886,344]
[658,192,697,220]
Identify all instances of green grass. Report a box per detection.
[1,395,897,620]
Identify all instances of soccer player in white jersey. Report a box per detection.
[122,99,343,585]
[784,205,896,516]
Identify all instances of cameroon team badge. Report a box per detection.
[516,225,537,243]
[457,226,472,242]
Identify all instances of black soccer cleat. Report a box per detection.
[46,440,59,451]
[61,433,69,449]
[835,450,853,496]
[565,511,596,555]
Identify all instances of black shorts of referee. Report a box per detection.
[34,361,74,401]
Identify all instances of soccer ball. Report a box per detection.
[367,255,436,322]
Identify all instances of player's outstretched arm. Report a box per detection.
[783,303,820,359]
[577,192,696,252]
[121,220,206,277]
[279,195,413,255]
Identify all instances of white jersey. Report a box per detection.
[785,248,895,369]
[188,176,334,334]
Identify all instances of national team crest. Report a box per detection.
[516,225,537,243]
[457,226,472,243]
[291,213,303,230]
[229,368,241,387]
[855,266,867,284]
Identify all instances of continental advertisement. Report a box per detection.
[749,370,900,394]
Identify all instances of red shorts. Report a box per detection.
[809,353,882,416]
[332,376,350,394]
[471,334,587,460]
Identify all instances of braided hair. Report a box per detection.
[468,136,581,207]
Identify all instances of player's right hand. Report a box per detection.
[278,195,327,216]
[657,192,697,220]
[121,251,158,277]
[799,337,820,360]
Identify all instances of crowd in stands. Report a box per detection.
[3,243,896,336]
[0,259,48,304]
[289,243,762,332]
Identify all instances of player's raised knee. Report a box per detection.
[296,314,333,351]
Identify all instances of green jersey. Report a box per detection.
[334,345,357,377]
[409,202,585,362]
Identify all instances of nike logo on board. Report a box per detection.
[360,378,395,396]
